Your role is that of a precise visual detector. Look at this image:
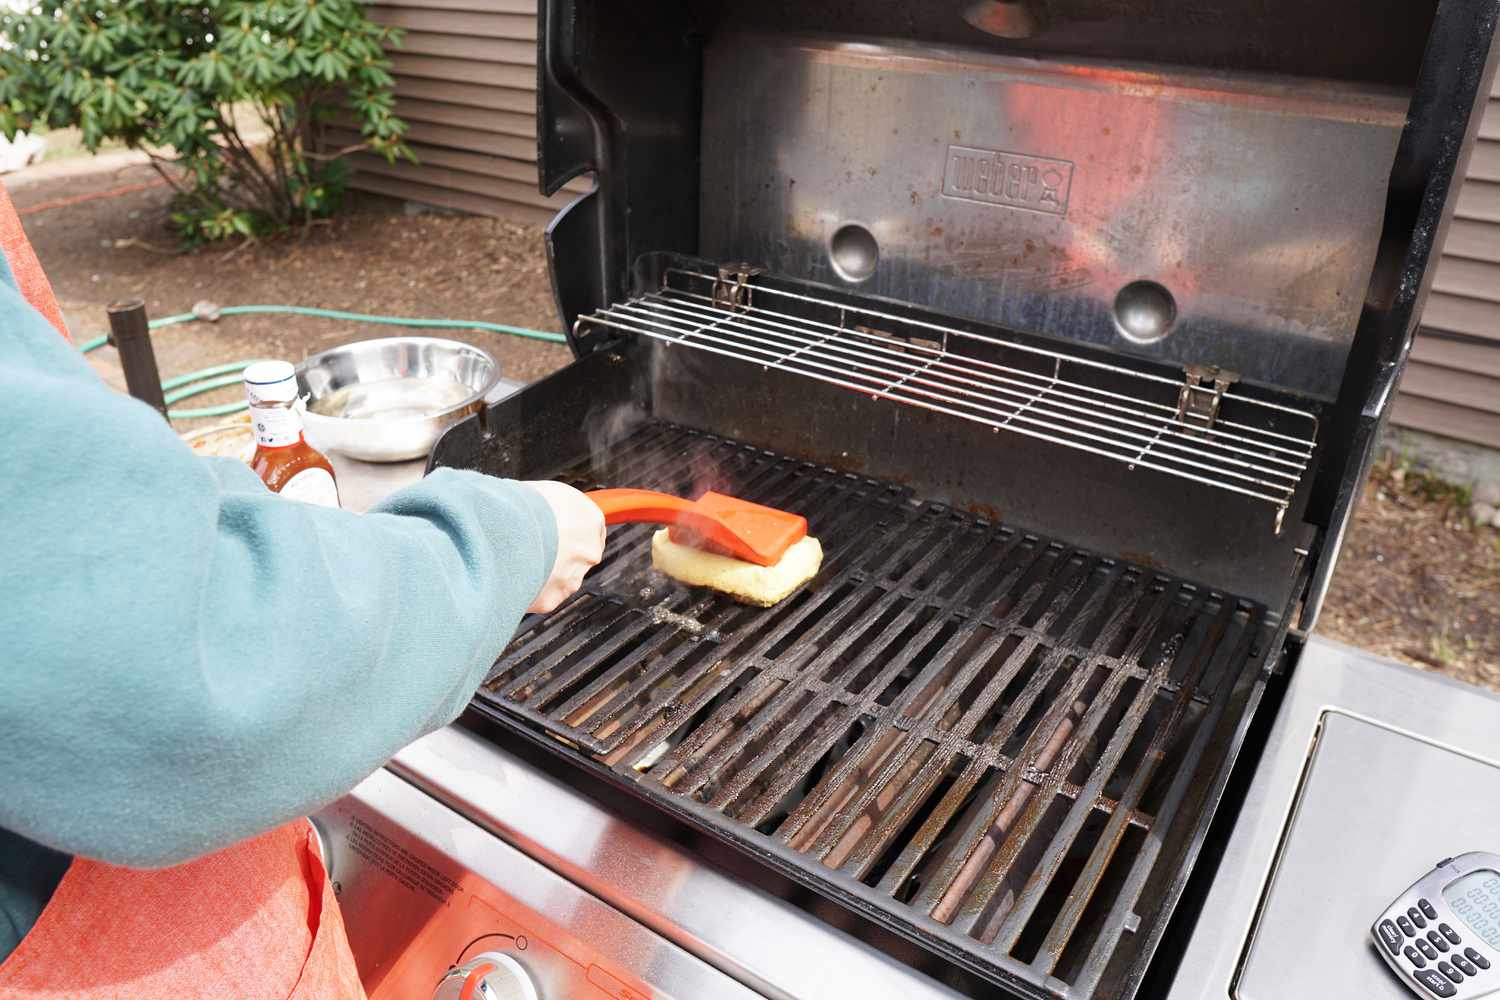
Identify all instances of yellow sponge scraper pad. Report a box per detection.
[651,528,823,607]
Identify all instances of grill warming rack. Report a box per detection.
[575,265,1319,533]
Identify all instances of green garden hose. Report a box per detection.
[77,305,565,420]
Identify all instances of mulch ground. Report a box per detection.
[11,158,569,415]
[8,155,1498,688]
[1320,463,1500,687]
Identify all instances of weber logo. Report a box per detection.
[943,145,1073,216]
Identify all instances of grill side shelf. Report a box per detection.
[575,265,1320,534]
[474,421,1274,999]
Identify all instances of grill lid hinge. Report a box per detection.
[1175,364,1238,431]
[712,262,765,311]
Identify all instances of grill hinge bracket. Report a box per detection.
[712,262,765,311]
[1175,365,1238,431]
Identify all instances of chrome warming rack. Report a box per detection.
[576,265,1319,533]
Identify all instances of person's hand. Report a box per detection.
[524,480,606,613]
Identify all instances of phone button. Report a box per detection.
[1416,968,1458,996]
[1421,899,1439,919]
[1407,946,1429,968]
[1380,920,1407,954]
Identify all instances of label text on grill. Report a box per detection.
[942,145,1074,216]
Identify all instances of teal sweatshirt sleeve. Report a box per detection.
[0,279,557,869]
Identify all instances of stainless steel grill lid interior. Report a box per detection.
[428,3,1500,998]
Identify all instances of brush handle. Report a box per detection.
[585,488,699,526]
[584,488,795,567]
[585,488,765,565]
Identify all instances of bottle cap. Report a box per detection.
[243,360,298,404]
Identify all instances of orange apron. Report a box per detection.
[0,185,366,999]
[0,822,365,1000]
[0,183,68,339]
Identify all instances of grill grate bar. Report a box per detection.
[702,527,1002,817]
[473,423,1272,996]
[569,475,915,759]
[911,569,1165,922]
[946,576,1182,941]
[1072,617,1262,995]
[1024,600,1247,969]
[535,456,824,719]
[873,557,1103,899]
[576,478,904,755]
[577,267,1321,531]
[772,533,1035,845]
[728,523,1024,831]
[964,590,1220,948]
[667,517,956,804]
[778,535,1050,864]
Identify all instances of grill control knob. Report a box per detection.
[433,952,539,1000]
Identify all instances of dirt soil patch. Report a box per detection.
[7,155,1497,688]
[11,158,570,423]
[1319,463,1500,687]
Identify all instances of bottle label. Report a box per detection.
[279,468,340,508]
[253,404,303,449]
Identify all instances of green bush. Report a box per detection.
[0,0,413,241]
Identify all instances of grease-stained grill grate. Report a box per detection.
[475,422,1268,997]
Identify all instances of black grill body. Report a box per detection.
[428,4,1500,997]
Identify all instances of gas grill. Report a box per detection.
[413,4,1500,998]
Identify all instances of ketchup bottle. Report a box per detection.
[243,361,340,508]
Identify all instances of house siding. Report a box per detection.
[347,0,583,226]
[1396,76,1500,449]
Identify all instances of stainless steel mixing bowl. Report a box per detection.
[295,337,499,462]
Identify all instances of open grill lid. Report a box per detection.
[535,0,1500,629]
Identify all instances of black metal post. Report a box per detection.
[106,298,167,418]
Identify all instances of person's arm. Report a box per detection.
[0,281,573,867]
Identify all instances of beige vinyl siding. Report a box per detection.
[346,0,587,223]
[1397,74,1500,449]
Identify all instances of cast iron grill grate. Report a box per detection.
[475,421,1269,997]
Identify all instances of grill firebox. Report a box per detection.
[468,421,1275,997]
